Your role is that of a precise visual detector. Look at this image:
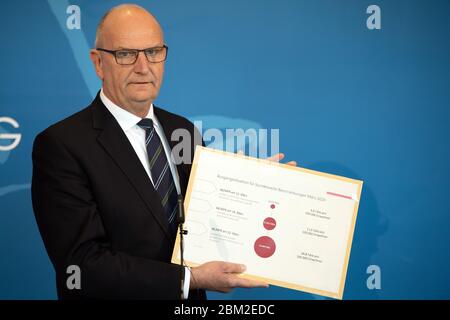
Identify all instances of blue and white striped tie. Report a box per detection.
[137,118,178,235]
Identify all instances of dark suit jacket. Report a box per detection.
[31,93,205,299]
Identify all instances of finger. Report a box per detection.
[232,276,269,288]
[267,153,285,162]
[286,161,297,166]
[220,262,246,273]
[237,150,244,155]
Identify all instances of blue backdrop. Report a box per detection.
[0,0,449,299]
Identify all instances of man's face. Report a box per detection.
[91,12,165,112]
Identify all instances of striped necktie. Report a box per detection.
[137,118,178,235]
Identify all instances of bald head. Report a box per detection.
[95,4,163,48]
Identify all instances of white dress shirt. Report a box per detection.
[100,89,191,299]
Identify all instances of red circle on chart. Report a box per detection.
[270,204,275,209]
[263,217,276,230]
[254,236,276,258]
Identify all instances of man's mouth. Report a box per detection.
[130,81,151,85]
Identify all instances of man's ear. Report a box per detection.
[90,49,104,80]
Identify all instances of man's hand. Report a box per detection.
[189,261,269,293]
[237,150,297,166]
[266,153,297,166]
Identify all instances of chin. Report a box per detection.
[129,92,155,103]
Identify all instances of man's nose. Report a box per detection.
[133,51,150,74]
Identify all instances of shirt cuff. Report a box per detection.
[183,266,191,299]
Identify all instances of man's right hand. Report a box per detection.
[189,261,269,293]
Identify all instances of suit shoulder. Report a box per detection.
[35,105,92,142]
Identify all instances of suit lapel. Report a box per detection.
[90,94,173,243]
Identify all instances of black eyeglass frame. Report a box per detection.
[96,45,169,65]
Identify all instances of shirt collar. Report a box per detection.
[100,88,155,132]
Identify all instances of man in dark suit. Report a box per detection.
[31,4,268,299]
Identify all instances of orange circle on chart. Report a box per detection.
[254,236,276,258]
[263,217,276,230]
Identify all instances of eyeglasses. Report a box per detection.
[96,45,168,65]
